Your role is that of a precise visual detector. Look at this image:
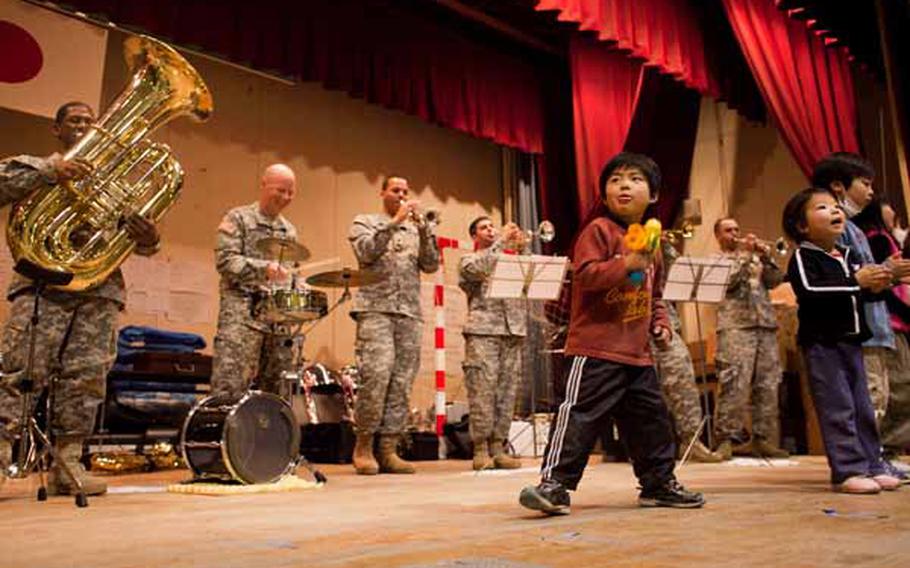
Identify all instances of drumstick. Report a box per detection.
[291,257,341,274]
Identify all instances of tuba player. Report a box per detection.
[0,102,161,496]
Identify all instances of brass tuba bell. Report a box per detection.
[6,35,213,291]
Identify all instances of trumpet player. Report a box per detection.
[0,102,161,496]
[348,174,440,475]
[712,217,789,459]
[459,217,528,470]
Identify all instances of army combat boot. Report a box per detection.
[48,436,107,496]
[377,434,415,474]
[682,440,724,463]
[352,432,379,475]
[472,440,492,471]
[0,435,12,489]
[490,438,521,469]
[715,439,733,461]
[753,438,789,459]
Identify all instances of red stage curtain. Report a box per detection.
[536,0,766,123]
[570,37,645,217]
[722,0,859,177]
[626,69,702,228]
[537,0,715,96]
[60,0,545,153]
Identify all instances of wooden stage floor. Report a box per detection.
[1,456,908,567]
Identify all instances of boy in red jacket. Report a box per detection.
[520,153,704,515]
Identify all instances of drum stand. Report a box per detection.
[273,276,356,483]
[279,327,327,485]
[4,261,89,507]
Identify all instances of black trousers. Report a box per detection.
[540,355,677,491]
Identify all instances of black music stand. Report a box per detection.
[486,253,569,458]
[662,255,732,462]
[3,259,90,507]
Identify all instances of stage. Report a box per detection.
[1,456,908,567]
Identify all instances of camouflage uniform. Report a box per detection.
[713,249,784,444]
[349,213,439,435]
[651,242,705,443]
[0,155,158,438]
[211,203,298,397]
[459,239,527,446]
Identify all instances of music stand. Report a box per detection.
[662,255,733,455]
[4,259,90,507]
[487,253,568,458]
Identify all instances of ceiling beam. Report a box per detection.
[431,0,562,56]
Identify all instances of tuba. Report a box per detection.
[6,35,213,291]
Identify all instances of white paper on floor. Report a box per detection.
[459,466,540,477]
[723,457,801,467]
[107,485,169,494]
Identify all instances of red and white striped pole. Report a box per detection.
[433,236,474,443]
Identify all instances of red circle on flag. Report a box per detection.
[0,20,44,83]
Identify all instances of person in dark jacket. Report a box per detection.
[782,187,900,494]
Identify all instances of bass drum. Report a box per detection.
[181,391,300,484]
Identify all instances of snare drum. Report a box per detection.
[181,391,300,484]
[259,288,328,323]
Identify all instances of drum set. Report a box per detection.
[182,237,382,485]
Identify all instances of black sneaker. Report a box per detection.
[639,479,705,508]
[519,479,571,515]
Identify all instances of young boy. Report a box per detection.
[519,152,704,515]
[782,187,900,493]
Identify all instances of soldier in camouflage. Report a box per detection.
[348,175,439,475]
[459,217,527,470]
[651,238,723,463]
[712,218,789,459]
[210,164,299,398]
[0,102,161,496]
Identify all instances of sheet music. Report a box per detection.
[486,254,568,301]
[663,256,733,304]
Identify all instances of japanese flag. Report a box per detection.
[0,1,106,119]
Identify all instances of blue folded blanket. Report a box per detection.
[119,325,207,350]
[116,325,207,362]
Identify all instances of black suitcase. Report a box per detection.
[300,422,356,464]
[117,352,212,383]
[400,431,439,461]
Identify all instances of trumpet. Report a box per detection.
[399,198,440,228]
[664,222,695,244]
[735,235,789,257]
[503,220,556,249]
[528,220,556,244]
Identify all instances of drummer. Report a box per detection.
[210,163,301,397]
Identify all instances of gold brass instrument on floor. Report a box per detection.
[89,442,184,473]
[6,35,213,291]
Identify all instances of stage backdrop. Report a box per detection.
[0,28,505,416]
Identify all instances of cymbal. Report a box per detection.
[255,237,311,261]
[306,268,386,288]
